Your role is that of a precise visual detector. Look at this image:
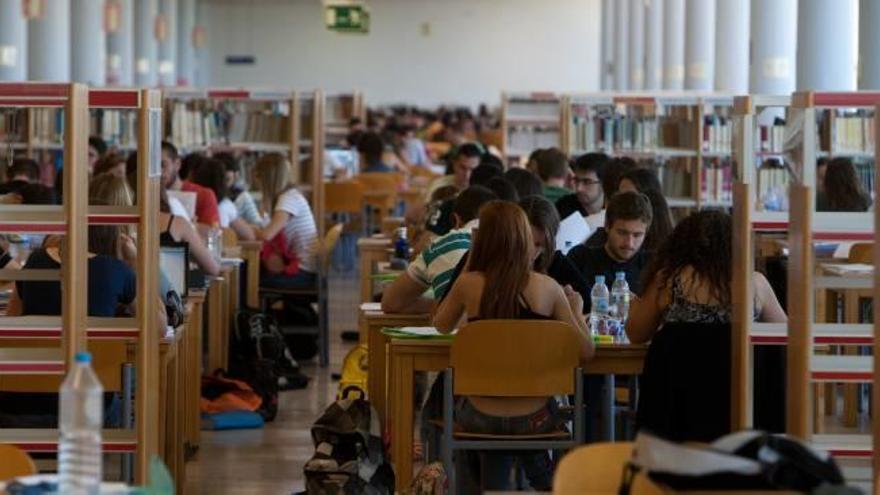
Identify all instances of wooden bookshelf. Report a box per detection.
[501,91,564,163]
[0,85,161,484]
[323,91,364,148]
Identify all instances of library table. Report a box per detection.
[159,326,185,492]
[386,338,647,489]
[205,274,230,374]
[357,236,392,303]
[184,290,207,455]
[238,240,263,309]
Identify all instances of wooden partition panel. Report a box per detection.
[786,185,814,439]
[730,183,753,430]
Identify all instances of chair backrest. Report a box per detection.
[357,172,404,192]
[318,223,344,274]
[222,227,239,250]
[324,180,365,214]
[0,443,36,481]
[450,319,581,397]
[553,442,664,495]
[848,242,873,263]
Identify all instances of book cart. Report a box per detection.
[0,83,161,484]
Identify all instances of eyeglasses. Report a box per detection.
[573,178,601,186]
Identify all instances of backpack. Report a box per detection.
[231,308,310,392]
[336,344,368,401]
[621,431,854,494]
[304,398,395,494]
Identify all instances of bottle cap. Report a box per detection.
[595,275,605,284]
[74,352,92,364]
[616,271,626,279]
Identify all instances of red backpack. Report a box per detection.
[260,230,299,276]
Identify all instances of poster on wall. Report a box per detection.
[324,3,369,34]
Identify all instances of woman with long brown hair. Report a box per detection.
[817,157,872,212]
[434,200,592,491]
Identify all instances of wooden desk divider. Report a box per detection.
[783,92,880,487]
[0,85,161,484]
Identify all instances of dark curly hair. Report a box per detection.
[641,209,732,306]
[620,167,674,252]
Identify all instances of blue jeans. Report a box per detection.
[260,270,317,289]
[453,397,560,492]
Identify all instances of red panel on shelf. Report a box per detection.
[87,214,140,225]
[751,221,789,231]
[0,99,66,108]
[813,232,875,241]
[613,96,654,105]
[89,89,140,108]
[0,83,68,98]
[0,224,67,233]
[207,89,250,99]
[812,92,880,107]
[812,371,872,381]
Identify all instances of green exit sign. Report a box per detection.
[325,5,370,34]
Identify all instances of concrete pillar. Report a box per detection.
[684,0,716,90]
[106,0,134,86]
[601,0,615,90]
[614,0,630,90]
[629,0,645,90]
[28,0,70,82]
[750,0,797,94]
[645,0,664,90]
[158,0,177,86]
[177,0,196,86]
[860,0,880,88]
[135,0,158,86]
[71,0,106,86]
[663,0,685,90]
[714,0,749,92]
[0,0,27,81]
[797,0,857,91]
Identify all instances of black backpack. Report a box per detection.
[230,309,309,398]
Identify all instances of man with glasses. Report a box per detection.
[555,152,609,224]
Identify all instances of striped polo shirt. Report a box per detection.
[407,219,478,298]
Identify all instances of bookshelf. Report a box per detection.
[563,93,735,210]
[323,91,364,148]
[0,85,161,484]
[501,92,564,162]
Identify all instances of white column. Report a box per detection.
[106,0,134,86]
[645,0,664,90]
[194,0,207,86]
[71,0,106,86]
[750,0,797,94]
[797,0,857,91]
[629,0,646,90]
[28,0,70,82]
[614,0,630,90]
[714,0,749,92]
[684,0,716,90]
[135,0,158,86]
[601,0,615,90]
[860,0,880,88]
[0,0,27,81]
[158,0,177,86]
[177,0,196,86]
[663,0,685,90]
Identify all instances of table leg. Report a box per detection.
[390,351,415,490]
[185,300,204,453]
[603,374,616,441]
[368,324,388,425]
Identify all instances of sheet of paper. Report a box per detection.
[360,302,382,311]
[821,263,874,276]
[396,326,443,336]
[556,212,591,255]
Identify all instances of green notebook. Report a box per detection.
[381,327,455,340]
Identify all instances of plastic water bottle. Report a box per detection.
[611,272,631,342]
[589,275,610,336]
[59,352,104,495]
[390,227,410,270]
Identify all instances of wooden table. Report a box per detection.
[238,240,262,309]
[158,327,185,492]
[386,338,647,489]
[357,237,392,303]
[205,274,231,374]
[361,307,431,424]
[224,259,243,332]
[184,290,206,455]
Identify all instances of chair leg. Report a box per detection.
[443,369,455,493]
[319,288,330,367]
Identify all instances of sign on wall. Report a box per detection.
[325,5,369,34]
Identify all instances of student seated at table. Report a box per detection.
[616,167,674,253]
[485,176,519,202]
[816,157,872,212]
[88,135,107,175]
[504,167,544,199]
[0,158,39,195]
[161,142,220,232]
[433,200,593,491]
[581,157,638,245]
[424,143,482,199]
[535,148,572,204]
[381,186,496,314]
[568,191,652,312]
[191,158,256,241]
[253,153,319,289]
[358,132,396,173]
[159,187,221,277]
[626,210,786,441]
[215,152,265,227]
[555,152,609,220]
[93,153,127,179]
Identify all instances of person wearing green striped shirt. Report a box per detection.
[381,186,497,314]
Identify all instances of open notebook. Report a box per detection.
[381,326,455,339]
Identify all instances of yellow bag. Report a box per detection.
[337,344,369,400]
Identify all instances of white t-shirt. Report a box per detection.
[167,196,193,223]
[276,188,319,273]
[585,209,606,232]
[218,198,239,228]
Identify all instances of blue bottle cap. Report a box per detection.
[74,352,92,364]
[595,275,605,284]
[616,271,626,279]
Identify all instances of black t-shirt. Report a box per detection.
[555,193,588,220]
[0,180,30,195]
[566,244,648,313]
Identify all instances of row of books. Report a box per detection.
[506,127,561,155]
[30,108,65,146]
[854,161,875,195]
[657,161,692,199]
[325,96,357,125]
[91,110,138,148]
[506,100,561,120]
[756,165,792,212]
[166,101,291,149]
[167,102,223,148]
[0,109,28,144]
[703,116,732,153]
[758,124,786,153]
[700,163,733,204]
[821,113,875,154]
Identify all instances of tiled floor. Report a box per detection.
[185,271,359,494]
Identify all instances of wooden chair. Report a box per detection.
[441,319,585,491]
[553,442,664,494]
[259,223,344,367]
[325,180,365,235]
[848,242,873,263]
[357,172,404,233]
[0,443,36,481]
[222,227,239,251]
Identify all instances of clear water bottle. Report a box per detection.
[611,272,631,342]
[59,352,104,495]
[393,227,410,260]
[589,275,610,336]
